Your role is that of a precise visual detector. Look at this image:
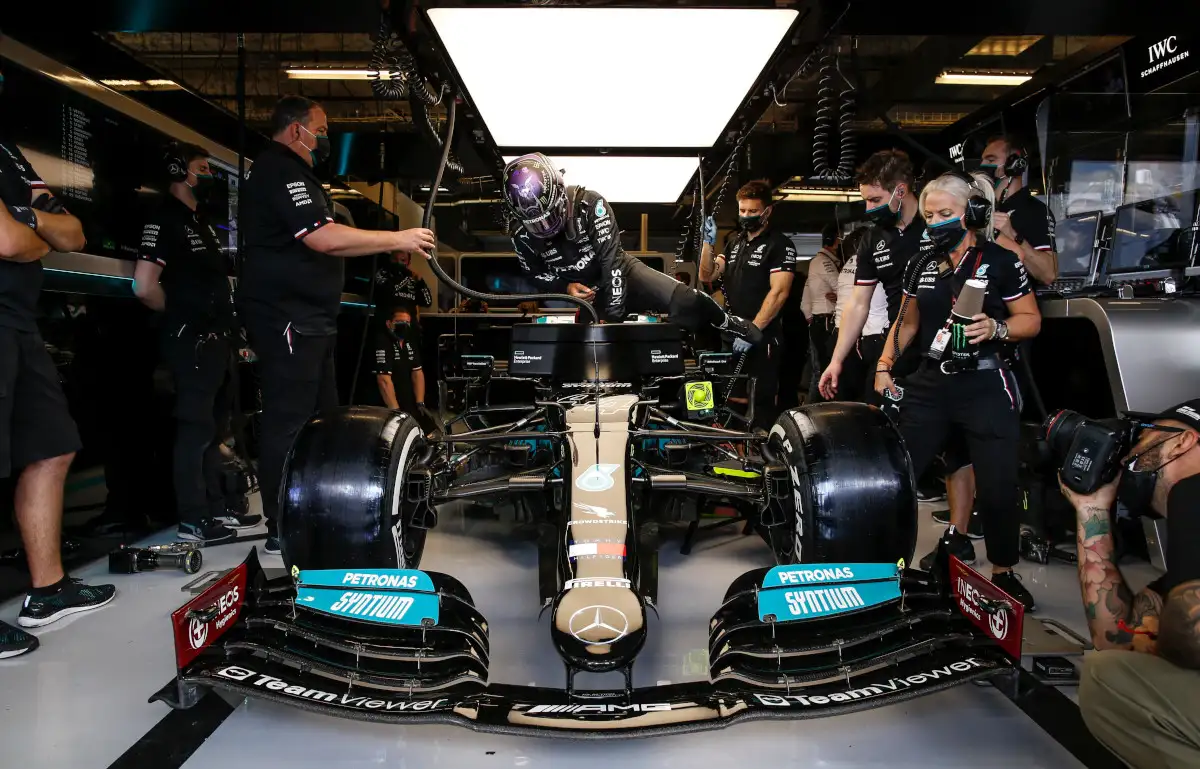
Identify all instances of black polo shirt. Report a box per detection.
[139,196,235,335]
[722,225,797,332]
[371,329,422,411]
[855,216,932,322]
[902,239,1032,361]
[237,142,340,335]
[0,141,50,332]
[997,187,1056,261]
[374,261,432,317]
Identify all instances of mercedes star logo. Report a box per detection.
[568,605,629,646]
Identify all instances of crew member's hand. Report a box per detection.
[567,283,596,301]
[874,370,899,399]
[992,211,1016,240]
[825,292,838,303]
[964,313,998,344]
[702,216,717,246]
[818,361,841,400]
[732,336,754,353]
[1058,471,1121,516]
[397,228,436,257]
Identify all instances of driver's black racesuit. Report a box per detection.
[511,186,729,330]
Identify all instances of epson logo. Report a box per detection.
[521,703,672,715]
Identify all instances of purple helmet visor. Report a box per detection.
[503,158,566,238]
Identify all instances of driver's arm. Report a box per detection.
[512,230,569,293]
[589,195,627,320]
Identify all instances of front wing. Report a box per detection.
[157,549,1019,738]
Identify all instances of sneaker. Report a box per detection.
[216,511,263,530]
[178,520,235,545]
[720,314,764,347]
[17,579,117,628]
[991,570,1036,612]
[919,529,976,571]
[0,620,39,658]
[916,488,946,503]
[263,536,281,556]
[931,507,985,539]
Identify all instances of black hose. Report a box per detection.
[410,95,464,175]
[369,11,409,100]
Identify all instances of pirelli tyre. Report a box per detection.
[766,402,917,567]
[279,407,429,572]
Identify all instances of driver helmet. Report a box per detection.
[502,153,567,238]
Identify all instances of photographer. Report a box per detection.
[1058,400,1200,769]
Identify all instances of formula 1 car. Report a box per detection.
[157,322,1028,737]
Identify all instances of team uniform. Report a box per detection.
[371,329,423,414]
[0,141,80,478]
[237,142,341,536]
[997,187,1056,271]
[892,240,1032,570]
[720,224,797,428]
[138,195,243,533]
[374,261,432,317]
[832,253,888,402]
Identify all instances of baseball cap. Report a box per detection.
[1125,398,1200,433]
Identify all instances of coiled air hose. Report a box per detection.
[419,96,603,436]
[369,11,409,100]
[812,49,856,184]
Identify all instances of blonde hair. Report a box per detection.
[918,171,995,241]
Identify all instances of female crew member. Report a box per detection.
[874,172,1041,610]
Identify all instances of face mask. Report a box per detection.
[190,173,215,199]
[864,187,901,227]
[926,217,967,253]
[301,125,331,164]
[390,321,410,338]
[738,214,764,232]
[977,163,1002,185]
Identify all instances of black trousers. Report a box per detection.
[895,364,1023,567]
[247,325,339,532]
[856,333,886,406]
[165,334,236,526]
[778,312,807,411]
[723,332,781,430]
[806,314,834,404]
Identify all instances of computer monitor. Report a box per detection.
[1106,199,1188,274]
[1054,211,1102,278]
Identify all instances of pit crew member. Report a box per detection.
[873,171,1041,610]
[709,181,796,429]
[801,223,840,403]
[830,227,888,402]
[134,142,260,545]
[372,307,434,435]
[505,154,763,352]
[237,95,436,555]
[979,134,1057,286]
[0,67,115,658]
[374,248,432,320]
[1061,399,1200,769]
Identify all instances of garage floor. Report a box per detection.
[0,492,1155,769]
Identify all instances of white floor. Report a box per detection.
[0,494,1158,769]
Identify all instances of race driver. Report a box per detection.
[503,153,762,348]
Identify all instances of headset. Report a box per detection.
[1004,146,1029,177]
[947,170,993,231]
[164,142,189,183]
[821,222,840,248]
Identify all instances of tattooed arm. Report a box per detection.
[1158,581,1200,668]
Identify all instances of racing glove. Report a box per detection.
[702,216,717,246]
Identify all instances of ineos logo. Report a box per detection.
[568,605,629,645]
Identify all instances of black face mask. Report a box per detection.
[738,213,765,232]
[926,217,967,253]
[390,321,410,338]
[1117,438,1183,513]
[302,126,331,165]
[190,173,215,200]
[864,188,902,227]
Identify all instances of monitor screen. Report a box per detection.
[0,58,237,265]
[1107,199,1188,273]
[1054,212,1101,277]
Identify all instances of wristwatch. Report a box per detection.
[994,320,1009,341]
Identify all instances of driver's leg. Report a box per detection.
[620,258,762,344]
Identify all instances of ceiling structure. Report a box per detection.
[6,0,1159,250]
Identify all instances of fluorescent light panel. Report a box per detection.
[431,7,797,148]
[965,36,1043,57]
[936,71,1033,86]
[285,68,401,80]
[502,155,699,203]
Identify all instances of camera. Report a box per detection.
[109,543,203,575]
[1042,409,1140,494]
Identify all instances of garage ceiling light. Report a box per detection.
[935,70,1033,87]
[502,155,699,203]
[966,36,1043,57]
[285,68,401,80]
[777,187,858,204]
[431,7,797,148]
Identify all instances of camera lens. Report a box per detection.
[1042,409,1086,458]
